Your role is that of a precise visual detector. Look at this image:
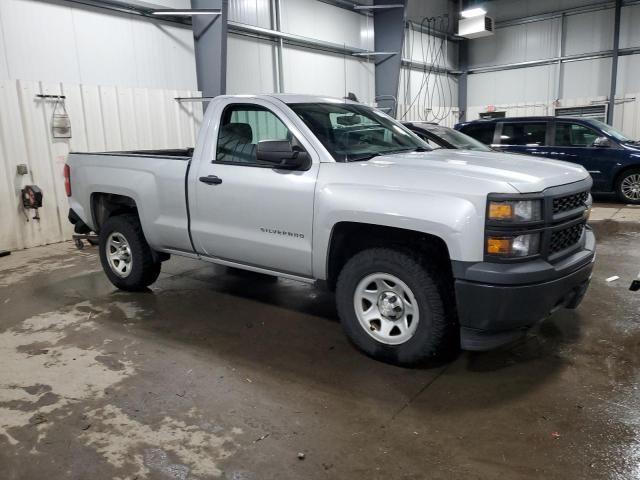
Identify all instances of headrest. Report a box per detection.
[220,122,253,143]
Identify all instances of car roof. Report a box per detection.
[267,94,361,105]
[402,121,451,130]
[458,116,592,125]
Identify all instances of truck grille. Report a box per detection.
[553,191,589,215]
[549,222,585,255]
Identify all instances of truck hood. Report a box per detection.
[365,149,589,193]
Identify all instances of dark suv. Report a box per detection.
[455,116,640,204]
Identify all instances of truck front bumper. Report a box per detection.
[454,228,596,351]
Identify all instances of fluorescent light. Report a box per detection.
[151,9,222,16]
[460,7,486,18]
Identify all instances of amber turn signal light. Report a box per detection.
[487,237,512,255]
[488,202,513,220]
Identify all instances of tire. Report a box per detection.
[616,168,640,204]
[336,248,456,366]
[99,214,161,291]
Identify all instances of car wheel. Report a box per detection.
[336,248,456,366]
[99,214,161,291]
[616,169,640,204]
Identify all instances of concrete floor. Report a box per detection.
[1,212,639,480]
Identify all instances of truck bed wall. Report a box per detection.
[67,153,193,253]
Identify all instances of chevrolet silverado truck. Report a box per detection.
[65,94,596,366]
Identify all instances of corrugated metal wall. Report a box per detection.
[0,0,197,90]
[465,1,640,138]
[0,80,202,252]
[226,0,376,102]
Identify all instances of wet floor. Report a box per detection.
[0,217,639,479]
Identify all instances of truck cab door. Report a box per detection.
[189,99,319,277]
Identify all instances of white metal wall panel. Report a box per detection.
[282,46,375,103]
[398,68,459,126]
[227,36,277,94]
[616,55,640,96]
[280,0,373,50]
[620,4,640,49]
[404,29,458,71]
[467,64,557,107]
[0,6,10,82]
[0,80,202,252]
[561,58,612,98]
[485,0,604,22]
[0,0,197,90]
[0,0,80,84]
[468,19,560,68]
[614,94,640,140]
[564,9,613,56]
[228,0,272,28]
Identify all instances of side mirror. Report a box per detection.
[593,136,611,148]
[256,140,311,170]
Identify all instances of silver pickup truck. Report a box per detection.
[66,94,596,365]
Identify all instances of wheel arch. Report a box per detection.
[91,192,139,233]
[324,222,453,291]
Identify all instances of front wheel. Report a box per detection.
[99,214,161,291]
[616,169,640,204]
[336,248,456,366]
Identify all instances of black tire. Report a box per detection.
[616,168,640,204]
[99,214,161,291]
[336,248,456,366]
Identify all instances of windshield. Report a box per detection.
[289,102,430,162]
[586,119,631,142]
[428,126,492,151]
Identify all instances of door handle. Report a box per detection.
[199,175,222,185]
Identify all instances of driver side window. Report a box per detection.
[215,105,290,165]
[555,123,599,147]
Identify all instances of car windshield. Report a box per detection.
[429,126,492,151]
[586,119,631,142]
[289,102,430,162]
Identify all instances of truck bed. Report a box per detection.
[71,148,193,159]
[67,149,194,253]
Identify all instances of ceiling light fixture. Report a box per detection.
[151,9,222,16]
[460,7,487,18]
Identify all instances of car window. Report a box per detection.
[215,105,291,165]
[555,122,600,147]
[290,103,428,162]
[500,122,547,146]
[460,124,494,145]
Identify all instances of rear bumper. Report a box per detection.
[454,228,595,351]
[68,208,91,234]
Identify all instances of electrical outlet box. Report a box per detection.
[16,164,28,175]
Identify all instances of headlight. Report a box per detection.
[488,199,542,222]
[487,233,541,257]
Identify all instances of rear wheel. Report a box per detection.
[336,248,456,366]
[616,169,640,204]
[99,214,161,291]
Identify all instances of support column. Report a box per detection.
[458,39,468,123]
[607,0,622,125]
[191,0,228,98]
[373,0,407,117]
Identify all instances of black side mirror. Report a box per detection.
[256,140,311,170]
[593,136,611,148]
